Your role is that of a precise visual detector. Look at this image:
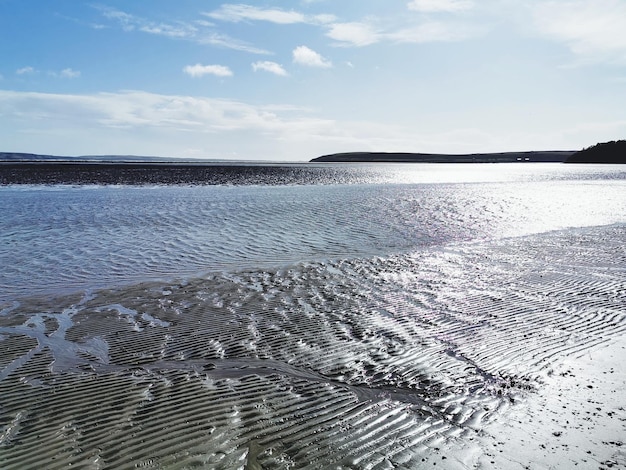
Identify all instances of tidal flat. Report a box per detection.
[0,163,624,468]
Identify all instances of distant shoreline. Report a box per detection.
[0,150,577,165]
[1,142,623,185]
[310,151,575,163]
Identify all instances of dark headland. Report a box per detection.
[564,140,626,163]
[310,151,575,163]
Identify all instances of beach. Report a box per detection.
[0,164,625,468]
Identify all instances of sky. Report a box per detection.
[1,0,625,161]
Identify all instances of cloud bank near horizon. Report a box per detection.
[1,1,625,159]
[1,88,622,159]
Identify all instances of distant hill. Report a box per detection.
[565,140,626,164]
[310,151,575,163]
[0,152,174,162]
[0,152,62,161]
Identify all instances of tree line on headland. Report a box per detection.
[564,140,626,164]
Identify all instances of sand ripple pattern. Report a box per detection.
[1,224,624,469]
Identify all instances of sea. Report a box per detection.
[0,163,625,469]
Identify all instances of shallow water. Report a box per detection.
[0,163,625,469]
[1,164,624,301]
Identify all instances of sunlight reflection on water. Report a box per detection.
[344,162,626,184]
[0,164,624,301]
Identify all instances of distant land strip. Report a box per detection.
[0,140,623,185]
[0,152,199,163]
[312,140,626,164]
[310,151,575,163]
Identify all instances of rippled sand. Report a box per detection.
[1,224,624,469]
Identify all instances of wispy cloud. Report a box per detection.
[139,22,197,39]
[532,0,626,64]
[326,18,480,47]
[56,13,107,30]
[17,66,81,79]
[61,68,81,78]
[94,5,269,54]
[0,89,442,158]
[292,45,332,68]
[0,89,340,155]
[95,5,196,37]
[205,4,335,25]
[407,0,474,13]
[205,4,305,24]
[48,68,81,79]
[96,7,137,31]
[0,89,290,131]
[196,32,270,54]
[252,61,288,76]
[16,66,36,75]
[183,64,233,78]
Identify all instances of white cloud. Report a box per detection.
[326,18,480,47]
[532,0,626,64]
[252,61,288,76]
[60,68,81,78]
[326,22,381,46]
[16,66,36,75]
[183,64,233,78]
[292,45,332,68]
[312,14,337,24]
[206,4,306,24]
[205,4,335,24]
[407,0,474,13]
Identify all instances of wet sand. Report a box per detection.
[441,336,626,469]
[480,336,626,469]
[0,224,624,469]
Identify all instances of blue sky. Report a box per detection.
[1,0,625,160]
